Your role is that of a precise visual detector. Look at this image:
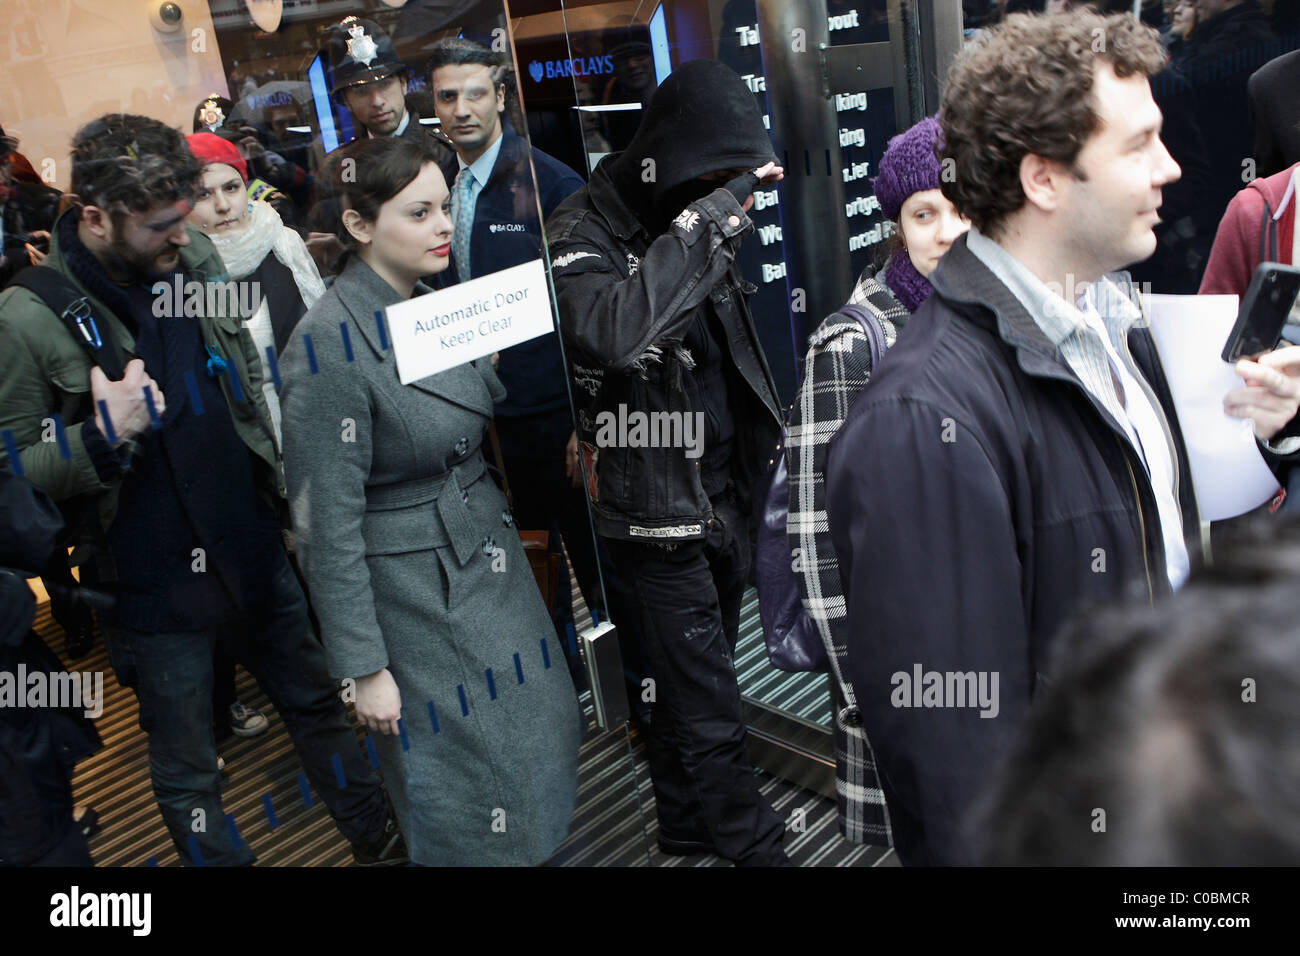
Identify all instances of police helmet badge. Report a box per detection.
[346,21,378,67]
[199,100,225,132]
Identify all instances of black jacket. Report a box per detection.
[826,234,1222,865]
[546,60,783,541]
[0,464,101,866]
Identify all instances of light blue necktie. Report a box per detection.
[452,167,475,279]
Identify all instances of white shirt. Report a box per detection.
[966,227,1190,590]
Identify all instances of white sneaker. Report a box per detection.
[228,700,269,737]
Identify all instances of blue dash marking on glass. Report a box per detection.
[303,333,318,374]
[340,321,354,362]
[184,369,204,415]
[52,412,71,459]
[144,385,162,428]
[2,430,24,476]
[262,793,278,828]
[265,345,281,390]
[332,752,346,789]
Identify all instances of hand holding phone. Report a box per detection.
[1221,262,1300,363]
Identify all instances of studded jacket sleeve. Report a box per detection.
[547,187,754,373]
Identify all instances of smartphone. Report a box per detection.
[1221,262,1300,363]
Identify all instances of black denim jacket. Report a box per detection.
[545,157,782,542]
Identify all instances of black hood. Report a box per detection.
[610,59,776,210]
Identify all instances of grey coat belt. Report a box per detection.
[362,451,490,567]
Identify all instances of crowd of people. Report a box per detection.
[2,4,1300,868]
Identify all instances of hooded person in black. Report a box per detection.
[546,59,790,866]
[607,59,778,232]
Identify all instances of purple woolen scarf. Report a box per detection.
[884,249,934,313]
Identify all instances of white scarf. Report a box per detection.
[206,199,326,308]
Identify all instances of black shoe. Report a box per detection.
[657,831,716,856]
[64,623,95,660]
[351,816,409,867]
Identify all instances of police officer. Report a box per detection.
[322,16,453,160]
[306,16,455,272]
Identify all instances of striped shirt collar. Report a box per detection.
[964,226,1141,350]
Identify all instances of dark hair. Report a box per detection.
[330,136,445,250]
[939,12,1167,236]
[426,36,502,75]
[425,36,517,131]
[70,113,198,218]
[971,515,1300,866]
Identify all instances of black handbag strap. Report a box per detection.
[9,266,127,380]
[836,302,888,372]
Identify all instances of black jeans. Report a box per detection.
[102,549,389,866]
[606,495,788,866]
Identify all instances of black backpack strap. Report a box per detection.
[8,266,127,380]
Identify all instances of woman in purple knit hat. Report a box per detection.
[872,114,969,313]
[773,115,968,850]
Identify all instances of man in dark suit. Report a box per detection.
[826,10,1300,866]
[426,37,601,674]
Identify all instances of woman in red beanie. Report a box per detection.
[185,131,326,744]
[184,132,324,446]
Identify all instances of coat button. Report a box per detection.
[838,706,863,728]
[727,215,741,227]
[483,537,497,555]
[502,511,514,527]
[454,437,469,456]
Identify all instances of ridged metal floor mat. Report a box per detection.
[735,588,834,727]
[37,599,888,866]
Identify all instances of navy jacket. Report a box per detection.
[826,234,1219,866]
[437,126,584,417]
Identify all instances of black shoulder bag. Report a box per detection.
[9,265,127,379]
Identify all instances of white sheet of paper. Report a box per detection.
[1143,293,1279,521]
[387,258,555,384]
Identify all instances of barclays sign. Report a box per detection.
[527,55,615,83]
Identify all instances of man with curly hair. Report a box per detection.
[0,113,405,867]
[826,11,1300,864]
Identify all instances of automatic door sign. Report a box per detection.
[386,258,555,384]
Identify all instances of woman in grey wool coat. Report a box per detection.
[277,136,580,865]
